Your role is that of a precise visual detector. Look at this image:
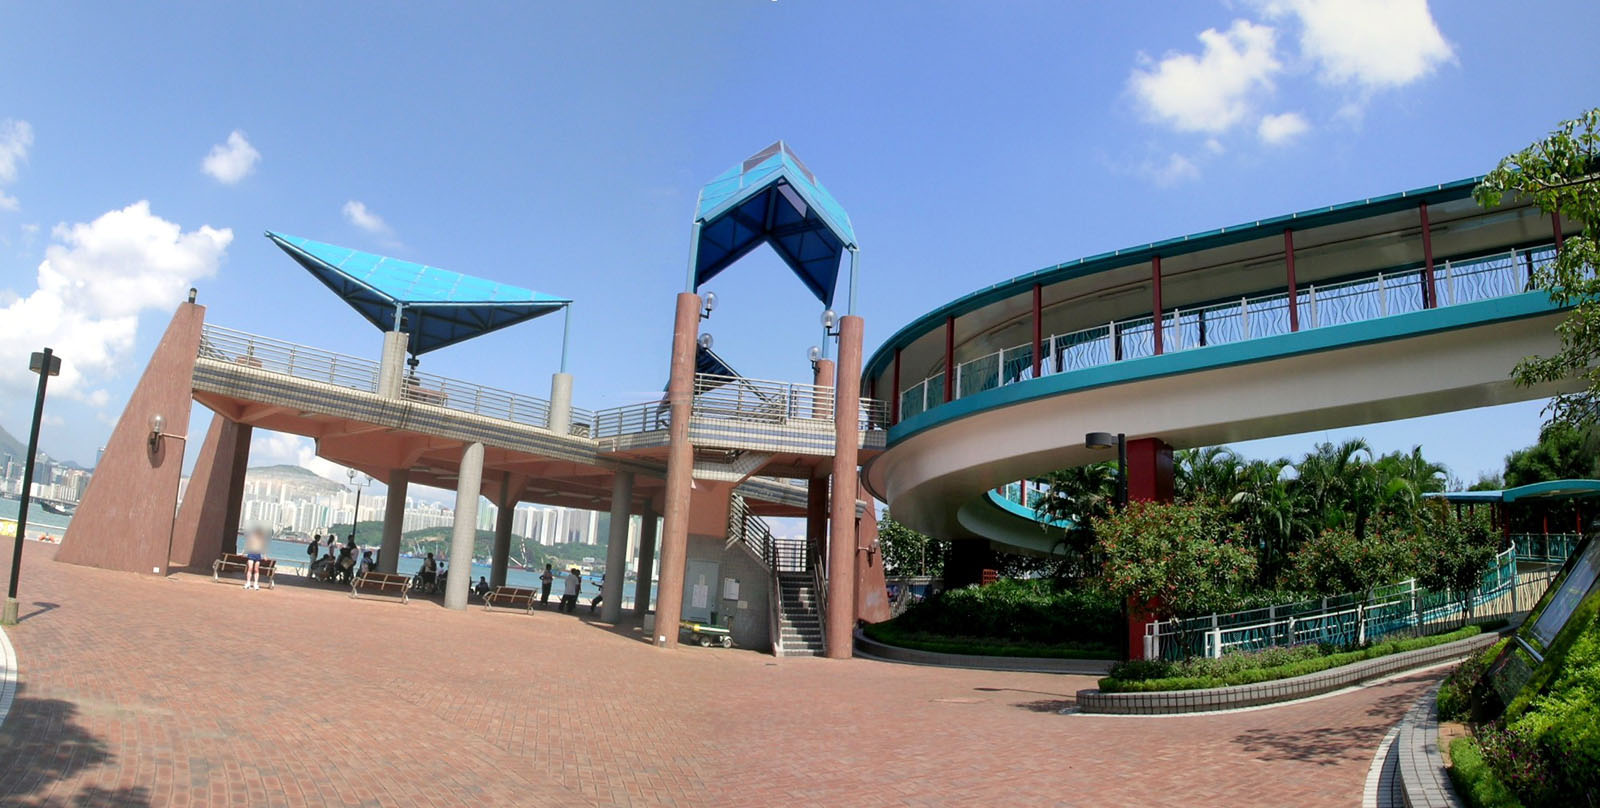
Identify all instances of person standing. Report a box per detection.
[539,564,554,607]
[307,534,321,571]
[243,527,268,590]
[561,568,582,613]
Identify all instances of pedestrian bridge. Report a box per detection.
[860,176,1582,549]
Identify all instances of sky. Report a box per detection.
[0,1,1596,498]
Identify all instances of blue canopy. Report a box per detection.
[692,142,856,307]
[266,231,570,355]
[1427,479,1600,503]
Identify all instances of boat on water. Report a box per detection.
[39,501,76,516]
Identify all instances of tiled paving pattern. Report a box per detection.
[0,541,1443,807]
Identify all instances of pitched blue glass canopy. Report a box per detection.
[692,141,857,307]
[266,231,570,355]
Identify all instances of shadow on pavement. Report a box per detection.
[1231,723,1377,766]
[0,683,152,807]
[17,602,58,623]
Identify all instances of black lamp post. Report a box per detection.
[346,469,371,545]
[1085,431,1128,509]
[4,348,62,626]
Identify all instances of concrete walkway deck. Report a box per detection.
[1,541,1442,807]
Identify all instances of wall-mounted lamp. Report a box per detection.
[821,309,839,337]
[699,291,718,320]
[148,414,187,453]
[697,333,714,351]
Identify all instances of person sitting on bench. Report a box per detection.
[474,576,491,600]
[359,550,376,575]
[419,552,439,592]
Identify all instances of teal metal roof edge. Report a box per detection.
[863,175,1486,381]
[1503,479,1600,502]
[885,289,1561,447]
[694,157,858,249]
[264,230,572,306]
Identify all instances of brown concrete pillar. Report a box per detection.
[59,301,206,575]
[169,413,252,569]
[854,483,890,623]
[633,506,657,614]
[653,292,702,647]
[826,314,864,658]
[600,471,634,623]
[378,469,408,574]
[490,471,516,588]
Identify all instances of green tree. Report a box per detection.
[1474,108,1600,429]
[1093,502,1258,620]
[1503,423,1600,486]
[1283,518,1420,642]
[1175,446,1242,506]
[1415,505,1499,627]
[877,512,945,576]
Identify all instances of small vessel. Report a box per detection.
[40,501,76,516]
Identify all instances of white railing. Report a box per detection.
[199,324,563,432]
[591,373,889,439]
[901,244,1555,418]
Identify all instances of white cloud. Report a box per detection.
[0,119,33,211]
[1256,0,1454,90]
[201,130,260,184]
[1129,20,1282,134]
[1258,111,1310,144]
[1141,153,1201,187]
[342,200,391,235]
[0,202,232,401]
[248,431,348,483]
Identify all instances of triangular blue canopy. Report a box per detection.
[266,231,570,355]
[692,142,856,307]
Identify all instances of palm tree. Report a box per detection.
[1176,446,1243,505]
[1033,463,1119,578]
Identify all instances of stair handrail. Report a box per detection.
[767,530,783,656]
[811,535,827,652]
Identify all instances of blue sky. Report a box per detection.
[0,1,1596,492]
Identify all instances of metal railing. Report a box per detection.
[1142,543,1563,660]
[901,244,1557,418]
[590,373,889,439]
[199,324,567,433]
[1512,533,1580,564]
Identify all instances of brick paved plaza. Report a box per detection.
[0,541,1440,807]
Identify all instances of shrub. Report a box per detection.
[1094,501,1258,619]
[1477,723,1557,806]
[1447,736,1523,808]
[1097,625,1482,692]
[885,577,1120,648]
[1439,639,1508,722]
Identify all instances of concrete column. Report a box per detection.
[600,471,634,622]
[444,442,484,611]
[633,506,657,614]
[808,358,835,570]
[491,472,516,588]
[1126,438,1175,503]
[548,372,574,435]
[826,314,864,658]
[377,329,409,398]
[379,468,408,573]
[654,292,702,647]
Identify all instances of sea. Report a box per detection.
[0,499,654,608]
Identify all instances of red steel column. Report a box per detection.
[1124,437,1175,660]
[1284,229,1299,332]
[889,349,901,424]
[652,292,701,648]
[1553,212,1564,250]
[1420,202,1437,309]
[827,315,864,659]
[943,315,954,403]
[1031,283,1043,376]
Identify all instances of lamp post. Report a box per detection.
[347,469,371,545]
[1085,431,1128,509]
[4,348,62,626]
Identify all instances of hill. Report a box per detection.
[329,521,606,569]
[245,464,347,494]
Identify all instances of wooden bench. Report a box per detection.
[350,570,412,604]
[483,586,539,613]
[212,553,276,587]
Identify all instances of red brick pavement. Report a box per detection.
[0,541,1439,807]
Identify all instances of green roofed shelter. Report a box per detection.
[1427,479,1600,504]
[266,231,571,356]
[691,141,858,309]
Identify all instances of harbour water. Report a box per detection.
[0,497,72,539]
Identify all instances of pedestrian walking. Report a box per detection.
[561,568,581,613]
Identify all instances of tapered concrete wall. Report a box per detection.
[854,484,891,624]
[58,302,206,575]
[169,413,252,569]
[685,533,770,651]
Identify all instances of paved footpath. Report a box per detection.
[0,541,1440,807]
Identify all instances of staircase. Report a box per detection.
[775,572,825,657]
